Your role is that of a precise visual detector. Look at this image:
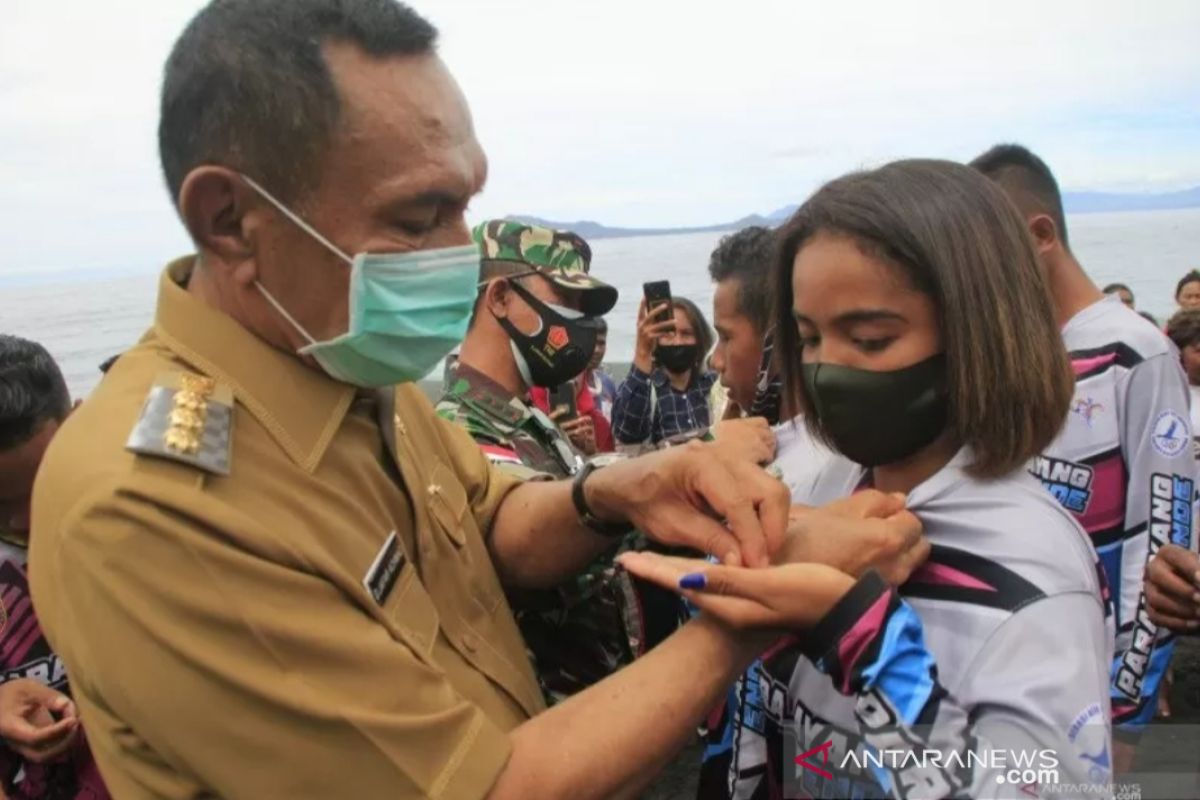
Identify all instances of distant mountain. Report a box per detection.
[1063,187,1200,214]
[507,186,1199,241]
[505,213,772,240]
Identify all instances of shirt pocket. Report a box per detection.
[379,550,439,660]
[425,462,503,614]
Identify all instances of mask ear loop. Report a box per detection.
[255,283,319,346]
[240,174,354,265]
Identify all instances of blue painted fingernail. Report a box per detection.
[679,573,707,590]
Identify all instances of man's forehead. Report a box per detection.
[320,43,485,205]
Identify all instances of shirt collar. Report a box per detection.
[152,257,356,472]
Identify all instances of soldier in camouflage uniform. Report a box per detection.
[437,221,671,704]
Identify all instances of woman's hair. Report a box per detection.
[659,296,714,374]
[1175,270,1200,300]
[773,159,1073,479]
[1166,309,1200,350]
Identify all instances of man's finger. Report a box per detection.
[1146,582,1197,620]
[692,461,768,567]
[829,489,908,520]
[0,715,77,749]
[731,459,789,562]
[1158,545,1200,584]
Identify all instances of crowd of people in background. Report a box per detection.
[4,1,1200,799]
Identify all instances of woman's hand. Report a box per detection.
[633,297,676,374]
[617,551,855,629]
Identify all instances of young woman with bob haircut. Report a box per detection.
[621,159,1112,799]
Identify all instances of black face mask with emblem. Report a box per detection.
[495,279,599,388]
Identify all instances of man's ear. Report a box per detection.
[483,278,511,320]
[1027,213,1061,257]
[177,166,261,283]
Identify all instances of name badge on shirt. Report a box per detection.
[363,531,407,605]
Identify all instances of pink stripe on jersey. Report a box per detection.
[909,561,995,591]
[1077,454,1126,534]
[836,592,891,693]
[1071,352,1118,376]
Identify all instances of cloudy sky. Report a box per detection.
[1,0,1197,279]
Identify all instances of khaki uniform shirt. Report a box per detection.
[29,259,544,800]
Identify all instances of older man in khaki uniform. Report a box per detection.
[29,2,923,799]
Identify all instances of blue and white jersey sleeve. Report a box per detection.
[802,572,1111,799]
[1111,353,1195,730]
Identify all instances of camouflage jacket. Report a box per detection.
[436,362,657,704]
[435,362,582,480]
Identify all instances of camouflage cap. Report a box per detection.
[473,220,618,316]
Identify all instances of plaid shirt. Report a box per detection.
[611,366,717,444]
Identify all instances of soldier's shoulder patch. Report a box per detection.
[125,372,234,476]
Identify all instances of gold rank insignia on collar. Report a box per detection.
[126,372,234,476]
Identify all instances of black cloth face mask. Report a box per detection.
[655,343,697,374]
[801,353,948,467]
[494,279,599,388]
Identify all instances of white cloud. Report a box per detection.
[1,0,1198,277]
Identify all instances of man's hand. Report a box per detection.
[711,417,775,465]
[617,551,856,630]
[1146,544,1200,632]
[557,415,597,456]
[781,491,928,586]
[0,679,79,764]
[586,440,789,567]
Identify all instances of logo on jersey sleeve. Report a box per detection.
[1151,411,1190,458]
[1030,456,1094,513]
[1071,397,1105,428]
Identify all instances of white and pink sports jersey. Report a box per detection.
[1031,294,1195,732]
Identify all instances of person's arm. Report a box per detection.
[803,576,1111,799]
[51,485,861,800]
[620,557,1110,799]
[1113,354,1195,731]
[485,441,789,589]
[491,616,773,800]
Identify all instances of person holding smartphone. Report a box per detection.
[612,295,718,446]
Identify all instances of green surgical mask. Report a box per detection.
[243,175,480,388]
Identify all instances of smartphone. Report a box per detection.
[550,382,577,420]
[643,280,674,330]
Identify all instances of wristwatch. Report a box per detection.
[571,461,635,538]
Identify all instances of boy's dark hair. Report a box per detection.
[0,335,71,450]
[1166,310,1200,350]
[708,226,776,333]
[1102,282,1133,298]
[970,143,1070,249]
[159,0,437,206]
[773,159,1073,479]
[1175,270,1200,300]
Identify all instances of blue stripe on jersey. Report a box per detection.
[859,601,937,725]
[1095,541,1124,625]
[1113,641,1175,730]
